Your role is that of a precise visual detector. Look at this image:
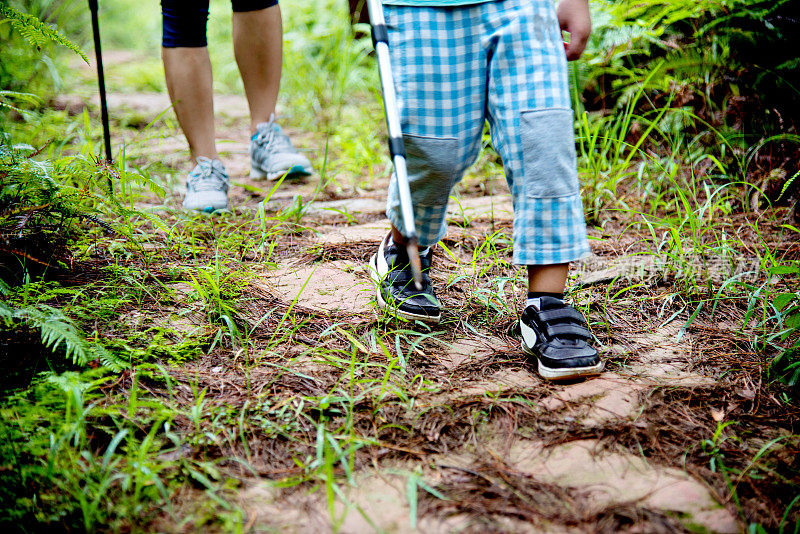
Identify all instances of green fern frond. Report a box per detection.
[6,303,127,371]
[15,304,90,365]
[0,3,88,64]
[779,169,800,200]
[0,300,13,323]
[117,169,167,198]
[774,57,800,75]
[90,344,127,373]
[0,90,43,107]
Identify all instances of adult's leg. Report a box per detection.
[232,2,282,133]
[162,49,218,160]
[161,0,217,160]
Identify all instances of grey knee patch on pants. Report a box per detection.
[521,108,579,199]
[404,134,461,206]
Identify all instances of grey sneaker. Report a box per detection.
[182,157,229,212]
[249,115,312,180]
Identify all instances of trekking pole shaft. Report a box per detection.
[390,149,416,242]
[367,0,423,290]
[367,0,416,241]
[88,0,112,166]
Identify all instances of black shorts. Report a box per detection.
[161,0,279,48]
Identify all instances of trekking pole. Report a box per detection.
[87,0,114,190]
[366,0,423,291]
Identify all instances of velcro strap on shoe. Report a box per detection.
[387,270,430,291]
[387,269,412,284]
[545,323,592,340]
[537,308,586,324]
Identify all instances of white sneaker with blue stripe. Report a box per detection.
[249,115,313,181]
[182,157,229,213]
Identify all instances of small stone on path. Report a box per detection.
[577,254,656,287]
[257,260,373,315]
[508,439,739,533]
[446,194,514,223]
[304,197,387,217]
[431,336,508,371]
[539,373,645,426]
[314,221,391,245]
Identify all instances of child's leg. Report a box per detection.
[383,5,492,248]
[528,264,569,294]
[483,0,600,378]
[371,4,490,322]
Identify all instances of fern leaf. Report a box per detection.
[0,90,43,107]
[0,300,13,325]
[0,3,88,64]
[9,304,126,371]
[17,305,90,365]
[90,344,127,373]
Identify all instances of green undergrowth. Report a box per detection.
[0,367,249,531]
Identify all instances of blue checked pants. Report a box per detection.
[384,0,590,265]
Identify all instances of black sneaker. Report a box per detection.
[369,234,441,323]
[520,296,603,380]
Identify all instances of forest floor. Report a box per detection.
[9,48,800,532]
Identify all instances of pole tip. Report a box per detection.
[406,239,423,291]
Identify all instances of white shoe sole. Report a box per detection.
[250,164,312,181]
[522,342,604,381]
[182,196,228,213]
[183,205,227,213]
[369,255,441,324]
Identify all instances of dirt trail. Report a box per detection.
[85,82,749,533]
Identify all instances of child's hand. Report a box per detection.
[557,0,591,61]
